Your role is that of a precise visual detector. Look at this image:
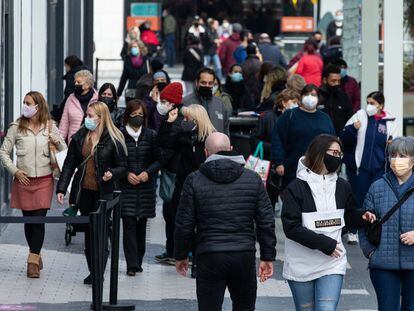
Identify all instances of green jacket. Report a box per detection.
[163,15,176,35]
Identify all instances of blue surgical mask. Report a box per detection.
[130,47,139,56]
[85,117,98,131]
[340,68,347,78]
[230,72,243,83]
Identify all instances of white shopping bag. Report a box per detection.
[245,142,271,186]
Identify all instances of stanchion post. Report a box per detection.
[90,211,102,311]
[103,191,135,310]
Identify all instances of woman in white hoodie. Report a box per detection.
[282,134,376,311]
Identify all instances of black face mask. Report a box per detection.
[99,96,116,112]
[327,84,340,93]
[74,84,84,96]
[198,86,213,99]
[129,115,144,128]
[324,153,342,173]
[156,82,168,92]
[181,120,197,132]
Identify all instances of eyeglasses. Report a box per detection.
[327,149,343,158]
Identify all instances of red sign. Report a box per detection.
[281,16,314,33]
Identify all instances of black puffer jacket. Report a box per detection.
[120,127,161,218]
[174,153,277,261]
[56,127,128,204]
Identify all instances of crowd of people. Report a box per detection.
[1,9,414,311]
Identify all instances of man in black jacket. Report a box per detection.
[319,64,354,135]
[174,132,276,311]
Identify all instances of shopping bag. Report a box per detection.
[245,142,271,186]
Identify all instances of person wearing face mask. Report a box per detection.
[251,89,300,207]
[56,101,128,284]
[212,78,233,116]
[333,58,361,112]
[242,44,263,105]
[117,40,149,101]
[0,92,67,278]
[271,84,335,189]
[98,82,124,129]
[120,100,162,276]
[359,136,414,310]
[182,34,204,96]
[257,66,287,112]
[326,10,344,42]
[319,64,353,135]
[282,134,376,311]
[223,64,253,114]
[341,91,397,210]
[59,70,98,144]
[183,67,230,136]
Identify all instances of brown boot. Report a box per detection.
[39,254,43,270]
[27,253,40,278]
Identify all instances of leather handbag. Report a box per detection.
[366,188,414,246]
[48,121,61,178]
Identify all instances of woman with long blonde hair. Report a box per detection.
[167,103,215,277]
[56,101,127,285]
[0,91,67,278]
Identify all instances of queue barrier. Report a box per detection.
[0,190,135,311]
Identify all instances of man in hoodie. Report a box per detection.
[174,132,276,311]
[183,67,230,136]
[219,23,243,76]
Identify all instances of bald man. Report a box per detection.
[174,132,276,311]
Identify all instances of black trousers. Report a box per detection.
[122,216,148,270]
[162,201,176,257]
[196,251,257,311]
[22,209,48,254]
[78,189,101,272]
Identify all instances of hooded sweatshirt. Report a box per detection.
[282,158,349,282]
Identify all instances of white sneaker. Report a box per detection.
[347,233,359,245]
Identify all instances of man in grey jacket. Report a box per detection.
[183,67,230,136]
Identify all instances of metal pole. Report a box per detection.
[95,57,99,89]
[90,212,102,311]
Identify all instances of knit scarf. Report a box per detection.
[75,88,94,113]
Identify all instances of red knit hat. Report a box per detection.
[160,82,183,106]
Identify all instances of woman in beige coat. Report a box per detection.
[0,91,66,278]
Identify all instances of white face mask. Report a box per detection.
[366,104,378,117]
[156,102,171,116]
[212,85,219,95]
[302,95,318,110]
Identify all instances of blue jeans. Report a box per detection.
[164,34,176,67]
[288,274,343,311]
[204,53,223,81]
[370,269,414,310]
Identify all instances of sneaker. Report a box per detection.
[166,258,176,266]
[347,233,359,245]
[127,269,136,276]
[83,274,92,285]
[155,252,173,263]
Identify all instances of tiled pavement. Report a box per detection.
[0,194,378,310]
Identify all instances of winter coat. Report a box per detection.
[282,158,366,281]
[56,127,127,204]
[59,90,99,144]
[117,55,149,97]
[0,121,67,177]
[271,108,335,187]
[223,79,254,113]
[296,54,323,87]
[219,33,241,75]
[183,92,230,136]
[181,46,204,82]
[359,173,414,270]
[250,110,278,160]
[163,14,176,36]
[111,107,125,129]
[242,55,262,104]
[319,86,354,135]
[257,42,287,68]
[341,75,361,112]
[341,109,397,172]
[120,127,161,218]
[174,153,276,261]
[322,45,343,66]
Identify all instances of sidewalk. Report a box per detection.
[0,191,377,310]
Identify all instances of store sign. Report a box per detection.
[127,2,161,31]
[281,16,314,32]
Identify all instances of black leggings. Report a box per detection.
[22,209,48,254]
